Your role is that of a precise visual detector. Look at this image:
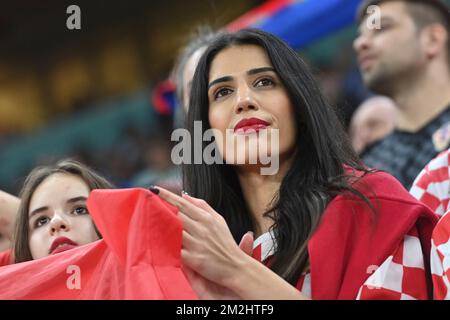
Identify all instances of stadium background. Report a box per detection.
[1,0,448,193]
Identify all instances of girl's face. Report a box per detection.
[28,173,99,260]
[207,44,297,168]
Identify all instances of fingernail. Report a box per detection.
[181,190,189,196]
[149,186,160,195]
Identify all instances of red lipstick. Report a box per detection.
[49,236,78,255]
[234,117,269,134]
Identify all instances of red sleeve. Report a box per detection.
[308,171,437,299]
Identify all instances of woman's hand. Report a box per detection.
[182,232,254,300]
[151,186,309,300]
[151,186,252,290]
[182,267,241,300]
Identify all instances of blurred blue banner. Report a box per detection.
[234,0,363,49]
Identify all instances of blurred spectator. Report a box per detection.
[172,26,223,128]
[349,95,397,154]
[0,190,19,252]
[341,66,374,128]
[354,0,450,188]
[104,126,146,188]
[131,133,180,192]
[130,26,224,194]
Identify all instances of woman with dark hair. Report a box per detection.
[153,29,438,299]
[13,159,113,263]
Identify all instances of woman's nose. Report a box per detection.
[235,85,258,113]
[49,214,70,234]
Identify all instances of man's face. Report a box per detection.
[354,1,426,94]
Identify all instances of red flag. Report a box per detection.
[0,188,197,300]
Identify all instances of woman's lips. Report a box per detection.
[234,118,270,134]
[50,244,78,255]
[49,236,78,255]
[234,124,269,134]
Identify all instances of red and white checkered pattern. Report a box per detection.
[431,210,450,299]
[252,231,276,263]
[252,231,311,298]
[410,149,450,217]
[356,227,429,300]
[253,227,429,299]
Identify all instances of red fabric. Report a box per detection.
[410,149,450,217]
[431,211,450,299]
[0,250,12,267]
[308,171,438,299]
[0,188,197,300]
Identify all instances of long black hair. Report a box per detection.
[183,28,373,285]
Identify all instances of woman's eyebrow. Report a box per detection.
[29,196,87,218]
[247,67,275,75]
[66,196,88,204]
[29,207,48,218]
[208,76,233,89]
[208,67,275,89]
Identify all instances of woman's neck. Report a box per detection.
[236,158,292,237]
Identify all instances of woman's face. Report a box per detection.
[207,44,297,169]
[28,173,99,260]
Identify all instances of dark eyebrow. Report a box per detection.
[208,67,276,89]
[67,196,88,204]
[29,207,49,219]
[208,76,233,89]
[247,67,275,76]
[28,196,87,218]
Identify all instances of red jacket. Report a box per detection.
[309,171,437,299]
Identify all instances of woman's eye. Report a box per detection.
[73,206,88,215]
[35,216,50,228]
[214,88,233,100]
[255,78,274,87]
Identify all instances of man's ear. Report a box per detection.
[422,23,448,60]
